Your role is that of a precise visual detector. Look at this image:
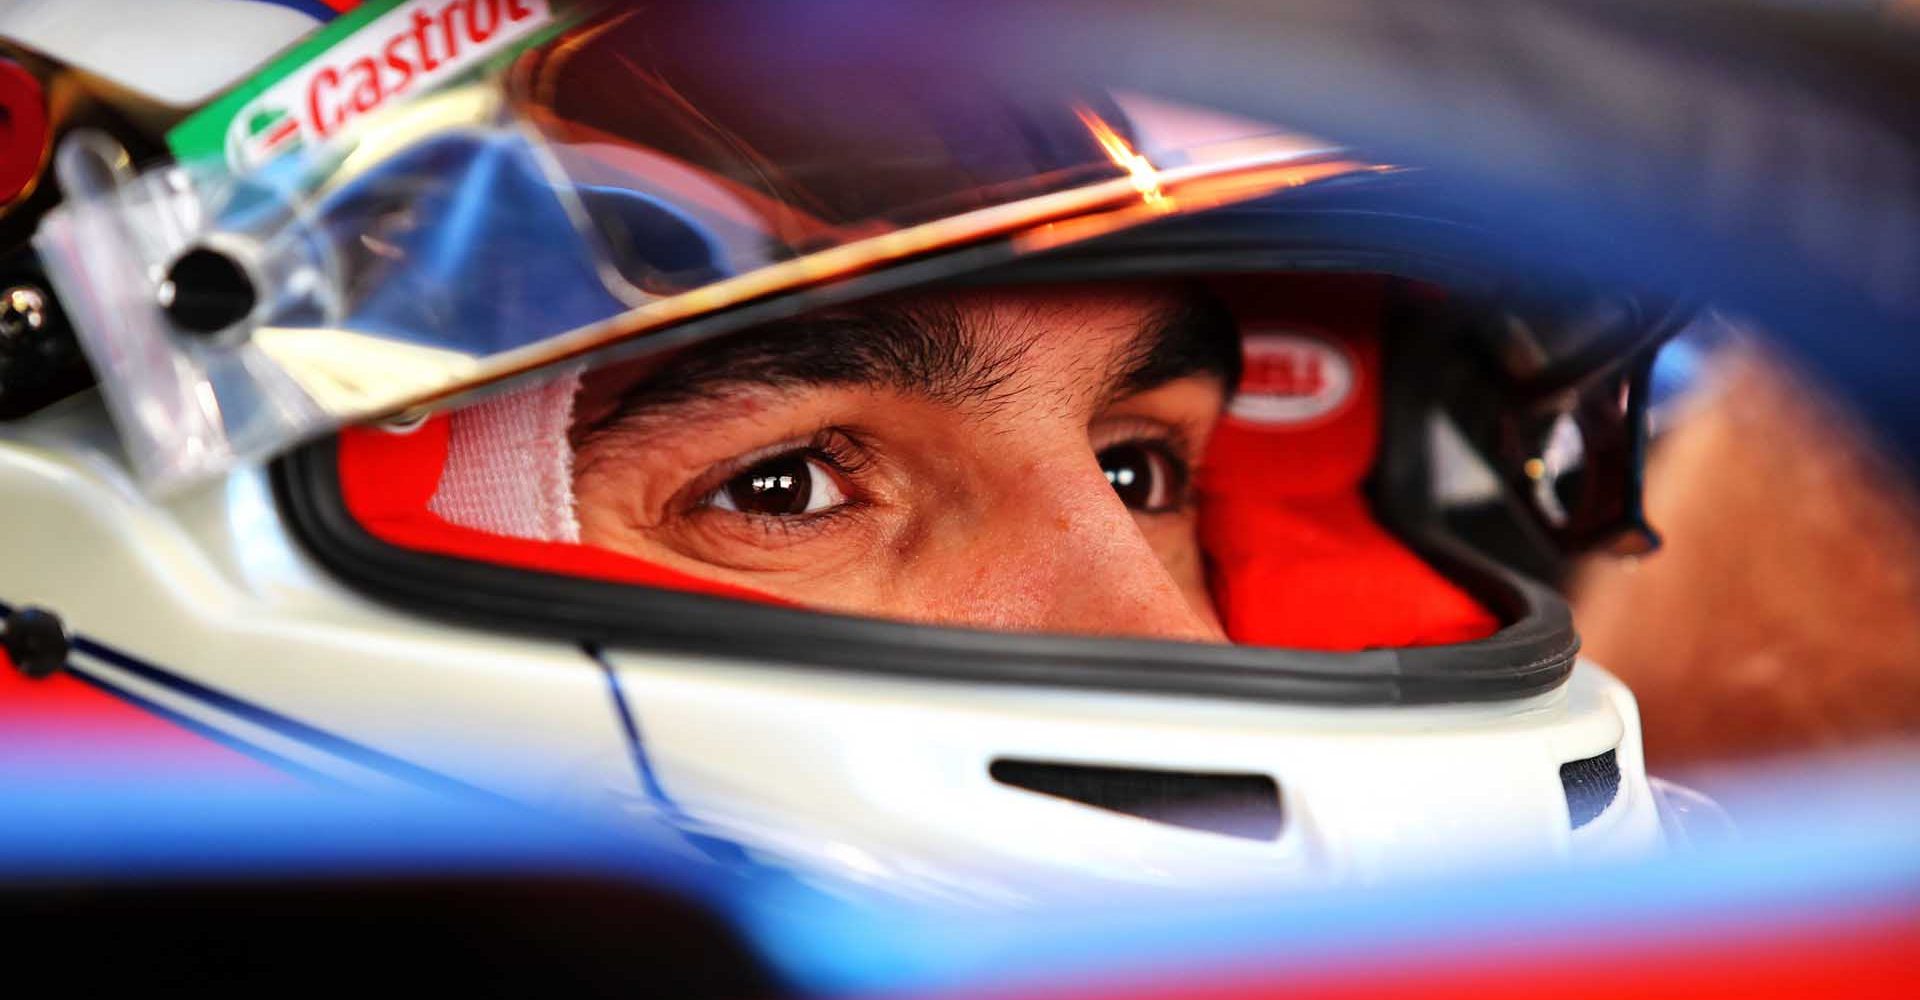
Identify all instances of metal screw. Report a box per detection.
[0,284,48,342]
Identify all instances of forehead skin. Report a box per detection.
[572,282,1239,447]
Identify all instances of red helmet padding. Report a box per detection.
[337,420,793,606]
[336,275,1498,648]
[1199,276,1498,649]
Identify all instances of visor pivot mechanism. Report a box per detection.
[2,606,69,680]
[158,244,258,339]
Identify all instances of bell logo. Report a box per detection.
[1228,332,1356,427]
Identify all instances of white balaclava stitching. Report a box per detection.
[426,369,584,543]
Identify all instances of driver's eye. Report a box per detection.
[1099,441,1186,512]
[707,452,849,516]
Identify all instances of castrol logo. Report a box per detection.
[1227,331,1356,427]
[227,0,552,169]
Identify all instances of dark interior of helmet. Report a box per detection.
[331,273,1499,652]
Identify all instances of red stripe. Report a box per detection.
[319,0,362,12]
[338,420,796,606]
[264,116,300,146]
[945,908,1920,1000]
[0,651,289,781]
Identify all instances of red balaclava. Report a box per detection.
[339,276,1499,648]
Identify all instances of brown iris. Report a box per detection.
[723,453,816,515]
[1098,441,1183,512]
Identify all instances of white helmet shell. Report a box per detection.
[0,0,320,105]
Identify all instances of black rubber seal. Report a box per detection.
[268,191,1594,706]
[271,436,1575,706]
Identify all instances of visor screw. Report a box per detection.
[2,606,69,680]
[0,285,48,343]
[160,246,258,337]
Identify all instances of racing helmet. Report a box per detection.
[0,0,1705,896]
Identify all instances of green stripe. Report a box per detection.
[168,0,579,166]
[168,0,410,162]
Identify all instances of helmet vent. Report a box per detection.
[1559,749,1621,829]
[989,759,1282,841]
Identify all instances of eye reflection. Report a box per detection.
[708,452,848,515]
[1099,441,1185,512]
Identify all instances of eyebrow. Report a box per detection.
[579,284,1240,439]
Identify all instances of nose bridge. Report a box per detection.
[970,448,1218,641]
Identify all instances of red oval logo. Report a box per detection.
[1228,332,1356,427]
